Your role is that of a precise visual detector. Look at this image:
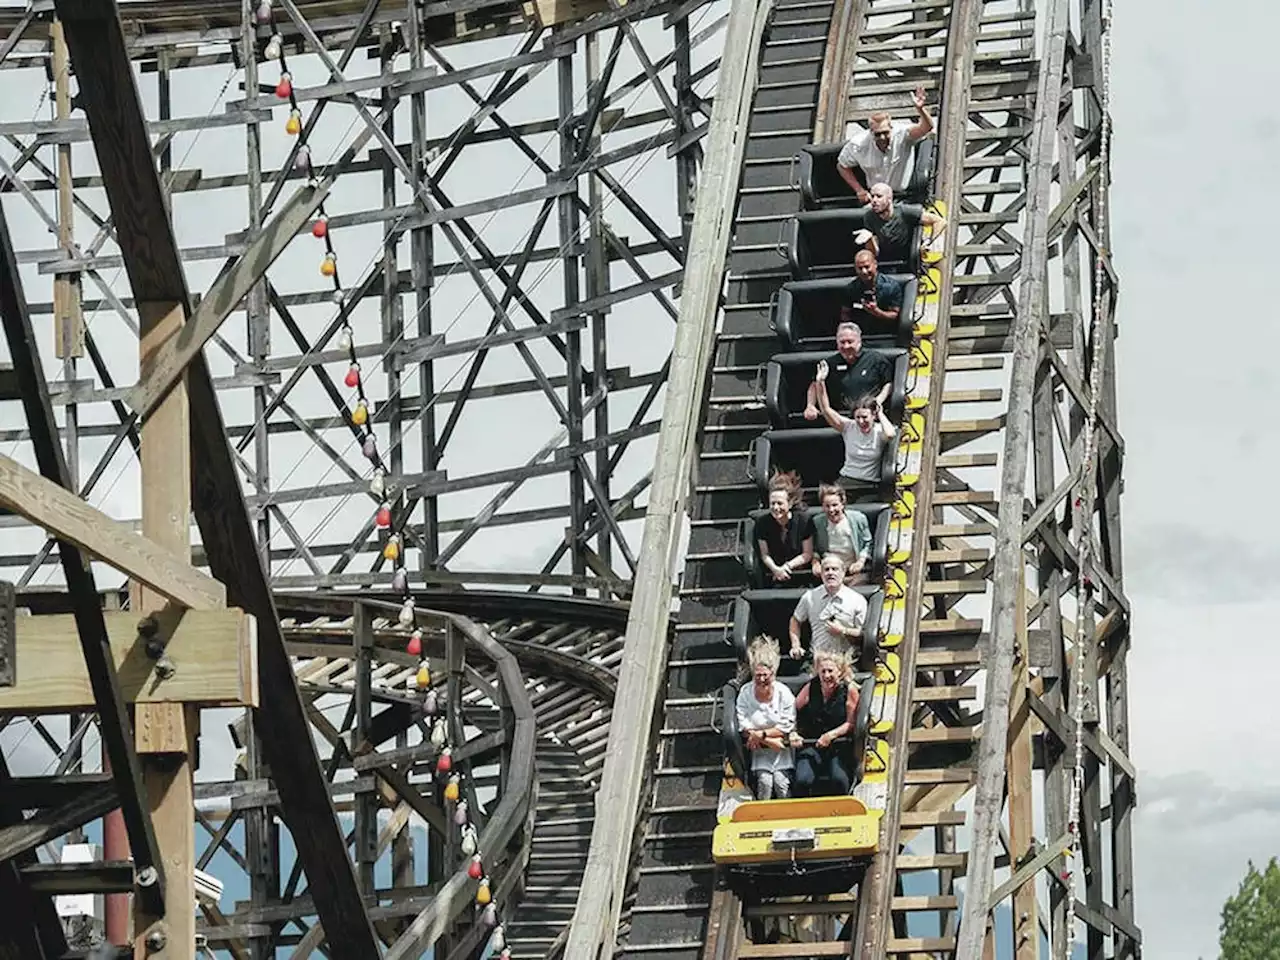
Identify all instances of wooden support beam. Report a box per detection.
[52,0,379,950]
[51,17,84,361]
[988,831,1073,911]
[954,1,1070,956]
[0,609,257,714]
[565,2,773,955]
[132,297,200,959]
[126,187,329,422]
[1007,570,1038,959]
[0,450,225,611]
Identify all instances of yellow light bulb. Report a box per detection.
[352,401,368,426]
[444,780,460,802]
[475,881,491,905]
[285,112,301,135]
[416,664,431,688]
[383,538,400,561]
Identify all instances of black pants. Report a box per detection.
[793,746,852,797]
[838,474,883,504]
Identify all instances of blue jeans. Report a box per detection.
[793,746,851,797]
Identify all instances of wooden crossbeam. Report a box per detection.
[126,186,328,422]
[0,451,225,611]
[0,609,257,714]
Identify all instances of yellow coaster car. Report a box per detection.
[712,795,882,898]
[712,672,882,899]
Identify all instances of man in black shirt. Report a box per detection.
[803,321,893,420]
[843,250,904,326]
[852,182,946,265]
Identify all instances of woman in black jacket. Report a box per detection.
[790,650,859,796]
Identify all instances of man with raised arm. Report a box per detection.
[836,85,934,204]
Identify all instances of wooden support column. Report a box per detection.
[132,301,201,960]
[954,0,1070,952]
[51,18,83,361]
[1007,570,1038,960]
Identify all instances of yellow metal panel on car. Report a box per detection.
[730,795,868,822]
[908,338,933,375]
[711,801,883,864]
[875,652,901,694]
[717,760,755,824]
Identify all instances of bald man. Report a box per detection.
[842,250,904,326]
[852,182,946,264]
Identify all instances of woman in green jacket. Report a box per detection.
[809,484,871,585]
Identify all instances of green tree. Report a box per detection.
[1220,858,1280,959]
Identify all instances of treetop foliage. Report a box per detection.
[1220,857,1280,960]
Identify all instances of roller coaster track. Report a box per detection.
[273,590,627,959]
[615,0,1135,958]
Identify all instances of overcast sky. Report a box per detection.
[1113,0,1280,956]
[0,0,1275,956]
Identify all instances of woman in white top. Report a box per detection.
[815,358,897,501]
[734,636,796,800]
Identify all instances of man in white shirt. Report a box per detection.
[836,86,934,204]
[788,554,869,660]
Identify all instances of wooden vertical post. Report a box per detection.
[953,0,1070,952]
[1008,568,1039,960]
[51,18,83,362]
[131,301,199,960]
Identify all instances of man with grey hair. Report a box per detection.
[802,321,893,421]
[788,554,868,660]
[836,86,934,204]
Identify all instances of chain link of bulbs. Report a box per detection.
[255,0,419,663]
[421,663,511,957]
[1063,1,1113,953]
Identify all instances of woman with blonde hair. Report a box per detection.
[790,649,859,797]
[735,636,796,800]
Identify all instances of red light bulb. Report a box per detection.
[406,633,422,657]
[276,74,292,99]
[436,750,453,774]
[344,364,360,388]
[467,857,483,880]
[375,503,392,528]
[312,217,328,239]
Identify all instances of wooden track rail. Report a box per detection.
[611,0,1137,959]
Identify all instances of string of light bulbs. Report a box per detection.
[1064,0,1113,952]
[424,683,510,957]
[255,0,415,634]
[254,6,516,941]
[264,54,718,579]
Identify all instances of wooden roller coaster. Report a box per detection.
[0,0,1132,957]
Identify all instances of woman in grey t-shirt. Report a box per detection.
[815,359,897,498]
